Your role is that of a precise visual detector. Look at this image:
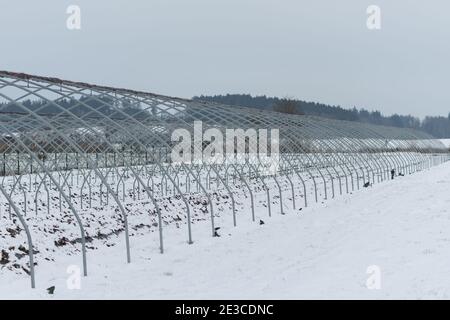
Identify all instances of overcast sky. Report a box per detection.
[0,0,449,118]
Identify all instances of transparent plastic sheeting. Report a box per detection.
[0,71,448,288]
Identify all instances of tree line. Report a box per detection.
[2,94,449,138]
[193,94,450,138]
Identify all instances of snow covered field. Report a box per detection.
[2,160,450,299]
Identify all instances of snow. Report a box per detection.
[440,139,450,148]
[2,161,450,299]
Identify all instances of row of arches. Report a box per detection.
[0,71,448,288]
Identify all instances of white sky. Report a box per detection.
[0,0,449,118]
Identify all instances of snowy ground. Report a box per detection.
[2,161,450,299]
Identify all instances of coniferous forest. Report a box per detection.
[194,94,450,138]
